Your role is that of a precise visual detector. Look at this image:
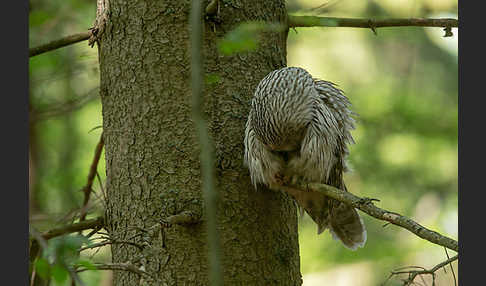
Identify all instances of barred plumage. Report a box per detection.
[244,67,366,250]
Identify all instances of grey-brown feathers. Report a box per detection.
[244,67,366,250]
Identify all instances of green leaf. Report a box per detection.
[51,264,69,284]
[34,258,50,280]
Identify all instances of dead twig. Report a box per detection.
[386,255,458,285]
[30,31,92,58]
[288,16,458,30]
[41,216,105,240]
[79,133,105,223]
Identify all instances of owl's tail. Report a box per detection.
[328,199,367,250]
[281,186,366,250]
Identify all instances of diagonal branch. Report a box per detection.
[40,216,104,240]
[284,182,458,252]
[79,133,105,222]
[29,31,92,58]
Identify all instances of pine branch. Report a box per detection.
[283,182,458,252]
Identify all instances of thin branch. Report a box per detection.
[79,239,145,252]
[190,0,222,285]
[28,16,458,58]
[389,255,458,285]
[30,87,100,123]
[41,216,104,240]
[288,15,458,32]
[444,248,457,286]
[76,262,151,277]
[29,31,92,58]
[79,133,105,222]
[285,182,458,252]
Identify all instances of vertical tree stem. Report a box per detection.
[190,1,222,285]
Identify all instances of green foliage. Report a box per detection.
[218,21,285,55]
[34,235,93,285]
[34,257,50,280]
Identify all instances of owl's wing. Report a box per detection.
[298,93,342,183]
[244,112,282,189]
[313,80,356,146]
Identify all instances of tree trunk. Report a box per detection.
[99,1,301,285]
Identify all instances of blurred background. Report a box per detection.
[29,0,458,285]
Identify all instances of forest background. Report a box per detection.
[29,0,458,285]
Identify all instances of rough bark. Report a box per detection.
[99,0,301,285]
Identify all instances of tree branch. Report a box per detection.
[79,133,105,222]
[387,254,458,285]
[28,16,458,58]
[288,15,458,32]
[29,31,92,58]
[77,262,151,277]
[30,87,100,124]
[41,216,104,240]
[283,182,458,252]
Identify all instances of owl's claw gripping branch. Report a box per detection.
[358,197,381,206]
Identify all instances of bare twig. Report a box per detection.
[286,182,458,252]
[76,262,152,277]
[41,216,104,240]
[79,239,145,252]
[288,16,458,30]
[444,248,457,286]
[28,16,458,59]
[388,255,458,285]
[29,31,92,58]
[190,0,222,285]
[30,87,100,123]
[79,133,105,222]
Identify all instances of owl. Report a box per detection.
[244,67,366,250]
